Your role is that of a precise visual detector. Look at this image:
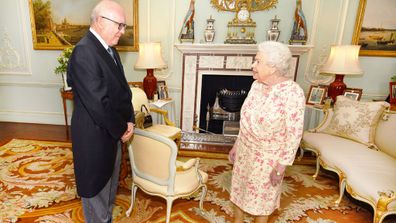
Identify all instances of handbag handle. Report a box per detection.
[141,104,150,113]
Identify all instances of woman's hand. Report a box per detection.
[229,145,237,164]
[270,163,286,186]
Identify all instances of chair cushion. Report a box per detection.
[134,169,208,196]
[319,96,388,148]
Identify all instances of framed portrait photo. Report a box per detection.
[157,81,170,100]
[344,88,363,101]
[28,0,139,51]
[352,0,396,57]
[306,85,327,105]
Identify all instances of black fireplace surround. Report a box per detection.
[199,74,254,134]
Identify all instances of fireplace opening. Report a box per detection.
[198,74,254,134]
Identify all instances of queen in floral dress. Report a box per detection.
[229,41,305,223]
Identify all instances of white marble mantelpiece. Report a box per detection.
[175,43,314,55]
[175,43,313,132]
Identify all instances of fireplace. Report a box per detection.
[198,74,253,134]
[175,43,313,133]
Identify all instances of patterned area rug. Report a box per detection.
[1,139,395,223]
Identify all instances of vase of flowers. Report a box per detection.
[55,47,73,91]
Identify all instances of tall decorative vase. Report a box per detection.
[143,69,157,100]
[267,16,280,41]
[204,16,215,43]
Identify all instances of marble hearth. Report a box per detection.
[175,43,313,132]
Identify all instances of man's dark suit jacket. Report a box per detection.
[67,31,134,198]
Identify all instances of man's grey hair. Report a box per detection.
[257,41,292,77]
[90,1,107,25]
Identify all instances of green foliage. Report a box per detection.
[391,75,396,82]
[54,47,73,75]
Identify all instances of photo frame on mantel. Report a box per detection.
[351,0,396,57]
[28,0,139,51]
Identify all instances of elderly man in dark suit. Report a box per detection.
[67,1,134,222]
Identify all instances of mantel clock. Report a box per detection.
[211,0,278,44]
[225,3,256,44]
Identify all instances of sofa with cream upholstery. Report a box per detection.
[300,96,396,223]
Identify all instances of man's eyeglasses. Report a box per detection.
[101,16,127,31]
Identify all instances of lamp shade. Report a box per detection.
[320,45,363,76]
[135,42,167,69]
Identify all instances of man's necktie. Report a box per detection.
[107,47,117,65]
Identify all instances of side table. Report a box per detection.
[60,88,73,137]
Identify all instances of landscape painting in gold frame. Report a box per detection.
[28,0,138,51]
[351,0,396,57]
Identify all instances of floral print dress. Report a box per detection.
[230,80,305,215]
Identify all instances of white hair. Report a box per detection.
[90,0,112,25]
[257,41,292,77]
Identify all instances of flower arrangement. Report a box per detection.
[54,47,73,75]
[391,75,396,82]
[55,47,73,91]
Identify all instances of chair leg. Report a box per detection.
[126,184,138,217]
[297,147,304,161]
[199,185,207,210]
[313,157,320,179]
[335,178,346,205]
[175,135,181,149]
[165,198,174,223]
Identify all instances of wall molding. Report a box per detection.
[0,81,62,88]
[361,93,388,101]
[0,109,66,125]
[304,0,350,85]
[154,0,176,80]
[0,0,32,75]
[302,0,320,84]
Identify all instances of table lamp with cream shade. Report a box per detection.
[135,42,167,100]
[320,45,363,102]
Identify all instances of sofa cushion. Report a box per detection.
[320,96,389,148]
[303,132,369,169]
[375,113,396,159]
[342,154,396,210]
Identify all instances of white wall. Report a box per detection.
[0,0,395,126]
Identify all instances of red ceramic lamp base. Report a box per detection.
[328,74,346,103]
[143,69,157,100]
